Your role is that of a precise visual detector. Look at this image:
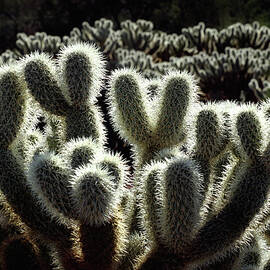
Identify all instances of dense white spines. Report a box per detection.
[61,137,100,169]
[159,156,203,253]
[108,68,153,146]
[70,163,120,226]
[154,71,198,148]
[231,103,270,160]
[27,152,74,221]
[57,42,106,105]
[0,63,27,148]
[21,52,69,116]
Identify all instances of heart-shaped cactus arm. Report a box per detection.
[57,43,105,106]
[232,104,269,161]
[154,71,198,148]
[22,44,106,144]
[21,52,70,116]
[70,150,129,226]
[27,152,75,222]
[69,153,129,270]
[158,155,203,254]
[0,65,26,148]
[108,69,153,147]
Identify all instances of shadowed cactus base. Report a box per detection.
[0,42,270,269]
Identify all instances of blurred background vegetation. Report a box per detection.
[1,0,270,53]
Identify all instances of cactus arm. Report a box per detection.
[108,69,153,147]
[27,152,75,221]
[181,106,270,265]
[154,71,198,148]
[22,53,70,116]
[0,66,26,148]
[70,157,129,269]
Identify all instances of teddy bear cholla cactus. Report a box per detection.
[0,43,130,269]
[1,42,270,269]
[108,67,270,269]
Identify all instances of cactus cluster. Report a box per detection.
[2,19,270,103]
[1,41,270,269]
[116,47,270,101]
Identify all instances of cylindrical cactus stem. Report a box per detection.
[27,152,75,221]
[207,154,242,218]
[158,155,203,254]
[117,232,149,270]
[138,161,167,246]
[71,163,128,269]
[57,43,106,106]
[65,104,105,145]
[58,43,106,145]
[181,107,270,265]
[154,71,198,149]
[201,151,233,221]
[0,150,74,247]
[192,103,229,197]
[193,104,229,160]
[95,151,129,190]
[71,163,123,226]
[108,69,153,148]
[22,52,70,116]
[197,251,238,270]
[61,137,100,170]
[79,209,127,270]
[260,99,270,160]
[0,65,26,149]
[231,104,269,161]
[45,113,66,153]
